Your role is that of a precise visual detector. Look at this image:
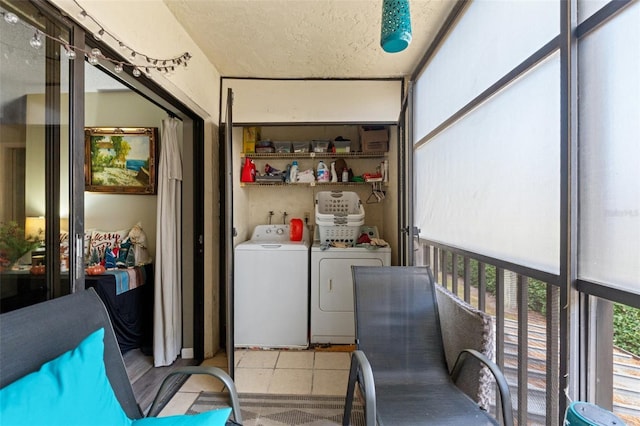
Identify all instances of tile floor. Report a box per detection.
[159,349,351,417]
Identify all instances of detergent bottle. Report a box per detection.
[241,157,254,182]
[290,160,299,183]
[317,160,329,182]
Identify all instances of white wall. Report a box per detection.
[221,79,402,123]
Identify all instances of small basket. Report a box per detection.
[317,223,363,245]
[315,191,364,245]
[315,191,364,221]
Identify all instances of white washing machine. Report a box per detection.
[310,228,391,344]
[234,224,310,348]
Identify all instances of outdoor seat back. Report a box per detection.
[0,288,143,419]
[343,266,512,425]
[1,288,243,424]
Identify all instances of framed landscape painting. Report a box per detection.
[85,127,158,194]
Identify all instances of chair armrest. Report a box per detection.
[450,349,514,426]
[343,350,376,426]
[146,366,242,424]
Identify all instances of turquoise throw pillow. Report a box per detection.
[0,328,130,426]
[133,408,232,426]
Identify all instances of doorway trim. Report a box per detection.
[80,36,207,359]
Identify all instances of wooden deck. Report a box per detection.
[500,318,640,425]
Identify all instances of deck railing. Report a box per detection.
[415,239,640,426]
[415,239,561,425]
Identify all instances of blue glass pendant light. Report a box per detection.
[380,0,412,53]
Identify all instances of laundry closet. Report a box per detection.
[221,78,402,348]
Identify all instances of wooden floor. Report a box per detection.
[123,349,199,415]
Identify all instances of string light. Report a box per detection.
[93,28,104,41]
[68,0,191,73]
[64,45,76,59]
[3,11,18,24]
[0,3,191,78]
[29,30,42,49]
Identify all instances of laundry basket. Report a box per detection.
[315,191,365,245]
[315,191,364,219]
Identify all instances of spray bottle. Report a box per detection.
[330,162,338,182]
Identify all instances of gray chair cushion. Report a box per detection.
[436,284,495,410]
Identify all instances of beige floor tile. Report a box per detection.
[235,367,273,393]
[158,391,199,417]
[180,372,227,392]
[268,368,313,395]
[236,350,279,368]
[276,351,314,369]
[201,352,228,368]
[312,369,349,396]
[233,349,247,366]
[314,352,351,370]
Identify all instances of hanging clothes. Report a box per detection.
[153,117,183,367]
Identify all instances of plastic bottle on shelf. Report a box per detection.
[317,160,329,182]
[241,157,254,182]
[330,162,338,182]
[250,160,257,182]
[383,160,389,183]
[342,168,349,183]
[290,160,298,183]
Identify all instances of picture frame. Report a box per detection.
[84,127,158,194]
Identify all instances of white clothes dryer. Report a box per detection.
[310,236,390,344]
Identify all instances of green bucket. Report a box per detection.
[564,402,626,426]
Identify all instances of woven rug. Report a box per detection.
[188,392,365,426]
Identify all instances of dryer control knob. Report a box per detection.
[276,228,284,235]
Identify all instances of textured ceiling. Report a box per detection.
[163,0,455,79]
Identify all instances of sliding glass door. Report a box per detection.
[0,1,77,311]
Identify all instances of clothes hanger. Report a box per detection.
[366,182,385,204]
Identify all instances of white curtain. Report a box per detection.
[153,117,182,367]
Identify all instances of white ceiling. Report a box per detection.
[163,0,455,79]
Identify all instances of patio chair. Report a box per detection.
[0,288,242,425]
[343,266,513,425]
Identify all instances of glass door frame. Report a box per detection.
[1,0,86,299]
[4,0,207,358]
